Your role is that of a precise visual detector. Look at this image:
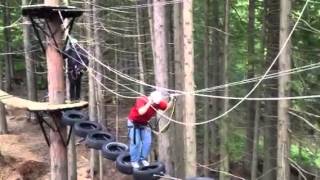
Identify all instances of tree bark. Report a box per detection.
[263,0,279,179]
[182,0,197,177]
[277,0,291,178]
[152,0,172,175]
[219,0,230,179]
[44,0,67,179]
[203,0,210,176]
[61,1,78,179]
[251,101,260,179]
[93,0,106,178]
[0,56,7,134]
[244,0,256,170]
[85,1,99,179]
[23,0,38,124]
[23,3,37,103]
[136,0,145,94]
[173,2,185,178]
[3,0,12,91]
[209,0,220,155]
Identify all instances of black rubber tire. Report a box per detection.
[116,152,133,175]
[133,162,166,180]
[102,142,128,161]
[186,177,215,180]
[85,131,116,150]
[62,110,89,126]
[74,121,102,138]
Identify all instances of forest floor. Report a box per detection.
[0,86,132,180]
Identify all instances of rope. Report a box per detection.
[150,99,176,135]
[57,0,311,127]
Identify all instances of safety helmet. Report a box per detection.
[150,91,163,104]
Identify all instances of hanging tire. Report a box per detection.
[62,110,88,126]
[133,162,166,180]
[116,152,133,175]
[74,121,102,138]
[186,177,215,180]
[102,142,128,161]
[85,131,116,150]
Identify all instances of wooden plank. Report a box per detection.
[0,90,87,111]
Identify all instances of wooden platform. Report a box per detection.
[0,90,88,112]
[22,4,84,19]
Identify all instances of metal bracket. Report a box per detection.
[35,111,74,147]
[28,15,77,54]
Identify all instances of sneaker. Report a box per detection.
[131,161,140,169]
[141,160,150,166]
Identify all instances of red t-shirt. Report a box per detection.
[128,96,167,125]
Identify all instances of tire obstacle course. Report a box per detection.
[62,109,166,180]
[0,3,216,180]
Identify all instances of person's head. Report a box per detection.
[149,91,164,104]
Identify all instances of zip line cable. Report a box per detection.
[58,0,312,127]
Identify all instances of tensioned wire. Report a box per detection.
[59,0,311,126]
[59,45,320,101]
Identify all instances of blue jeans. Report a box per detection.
[127,120,152,162]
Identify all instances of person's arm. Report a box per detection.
[164,94,176,111]
[138,98,153,115]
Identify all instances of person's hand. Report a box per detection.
[169,94,176,102]
[148,96,154,104]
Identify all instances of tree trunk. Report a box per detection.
[92,0,106,178]
[263,0,279,179]
[173,2,185,178]
[251,101,260,179]
[182,0,197,177]
[136,0,145,94]
[44,0,67,179]
[23,0,38,123]
[23,2,37,103]
[3,0,12,91]
[85,1,99,179]
[244,0,256,170]
[209,0,220,156]
[277,0,291,178]
[0,56,7,134]
[203,0,210,176]
[153,0,172,175]
[148,0,156,61]
[219,0,230,179]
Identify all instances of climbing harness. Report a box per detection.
[128,122,147,144]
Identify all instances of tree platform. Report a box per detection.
[0,90,87,112]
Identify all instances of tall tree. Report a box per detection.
[202,0,210,176]
[219,0,230,179]
[277,0,291,178]
[152,0,172,175]
[209,0,221,156]
[3,0,12,91]
[85,0,99,179]
[0,58,7,134]
[173,2,185,178]
[135,0,145,94]
[44,0,68,179]
[23,0,37,105]
[263,0,279,179]
[244,0,256,170]
[182,0,197,177]
[92,0,106,178]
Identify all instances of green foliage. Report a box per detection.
[227,131,246,161]
[291,144,320,168]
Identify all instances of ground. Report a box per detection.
[0,101,132,180]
